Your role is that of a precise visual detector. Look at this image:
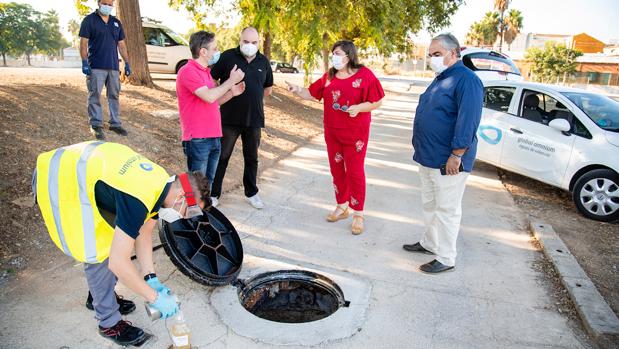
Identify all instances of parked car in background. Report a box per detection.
[141,21,191,74]
[270,61,298,73]
[476,80,619,222]
[460,47,523,81]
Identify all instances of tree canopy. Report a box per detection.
[525,42,583,83]
[0,2,68,66]
[171,0,463,79]
[465,11,499,47]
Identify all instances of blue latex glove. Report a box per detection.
[81,59,91,76]
[151,290,178,319]
[146,276,170,294]
[124,62,131,76]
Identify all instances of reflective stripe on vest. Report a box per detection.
[48,148,71,257]
[76,141,104,262]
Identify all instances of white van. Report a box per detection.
[141,21,191,74]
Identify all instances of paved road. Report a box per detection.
[0,89,592,348]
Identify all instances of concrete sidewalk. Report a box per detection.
[0,93,592,348]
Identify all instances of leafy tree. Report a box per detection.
[503,9,523,50]
[0,3,67,66]
[284,0,462,76]
[36,11,69,58]
[465,11,499,47]
[170,0,463,80]
[494,0,510,52]
[75,0,91,16]
[68,19,81,48]
[0,3,33,65]
[525,42,582,84]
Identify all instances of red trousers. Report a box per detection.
[324,126,370,211]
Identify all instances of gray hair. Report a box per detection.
[432,33,461,58]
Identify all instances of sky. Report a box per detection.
[12,0,619,45]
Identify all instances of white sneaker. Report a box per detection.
[210,196,219,208]
[246,194,264,209]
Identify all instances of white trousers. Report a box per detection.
[418,165,470,266]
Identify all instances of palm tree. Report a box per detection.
[504,9,523,51]
[494,0,510,51]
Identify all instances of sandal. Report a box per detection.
[326,205,349,222]
[351,214,364,235]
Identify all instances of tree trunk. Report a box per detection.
[498,12,504,52]
[263,31,272,61]
[322,32,329,73]
[2,53,6,67]
[26,53,31,66]
[116,0,154,87]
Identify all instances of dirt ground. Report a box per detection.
[1,67,616,320]
[496,167,619,316]
[0,67,323,282]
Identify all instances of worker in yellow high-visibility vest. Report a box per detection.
[33,141,210,346]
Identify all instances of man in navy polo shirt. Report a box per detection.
[210,27,274,209]
[79,0,131,140]
[403,33,483,274]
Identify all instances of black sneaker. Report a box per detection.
[90,126,105,140]
[109,125,128,136]
[98,320,146,346]
[86,291,136,315]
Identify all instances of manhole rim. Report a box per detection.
[238,269,347,305]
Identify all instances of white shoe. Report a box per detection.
[210,196,219,208]
[246,194,264,209]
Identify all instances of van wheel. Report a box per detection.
[572,169,619,222]
[175,60,188,74]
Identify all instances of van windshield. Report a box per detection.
[164,28,188,46]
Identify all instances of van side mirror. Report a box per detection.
[548,118,571,133]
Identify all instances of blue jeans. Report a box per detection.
[182,138,221,186]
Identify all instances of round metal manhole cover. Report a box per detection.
[237,270,350,323]
[159,207,243,286]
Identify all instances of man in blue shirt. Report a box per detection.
[403,33,483,274]
[79,0,131,140]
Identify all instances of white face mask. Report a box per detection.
[332,55,347,70]
[430,56,448,74]
[99,4,113,16]
[240,43,258,57]
[159,196,186,223]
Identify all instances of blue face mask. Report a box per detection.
[208,51,220,66]
[99,4,113,16]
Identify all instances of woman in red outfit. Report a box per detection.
[286,40,384,235]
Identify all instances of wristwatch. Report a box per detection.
[144,273,157,281]
[450,153,462,159]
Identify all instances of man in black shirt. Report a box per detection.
[210,27,274,209]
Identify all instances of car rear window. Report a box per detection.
[483,86,515,112]
[463,52,521,75]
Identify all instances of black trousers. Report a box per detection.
[212,125,261,198]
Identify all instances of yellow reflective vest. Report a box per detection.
[36,141,169,263]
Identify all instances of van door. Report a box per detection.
[143,27,172,73]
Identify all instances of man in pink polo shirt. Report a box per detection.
[176,31,245,205]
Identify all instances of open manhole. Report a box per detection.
[236,270,350,323]
[160,209,350,324]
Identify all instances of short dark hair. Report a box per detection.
[328,40,364,80]
[189,31,215,59]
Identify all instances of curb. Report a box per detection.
[529,221,619,349]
